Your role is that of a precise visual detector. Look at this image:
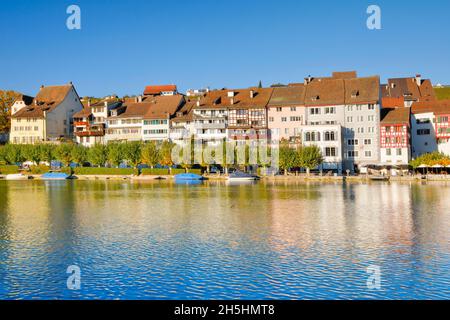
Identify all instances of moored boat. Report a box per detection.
[227,171,260,181]
[5,173,32,180]
[41,172,75,180]
[174,173,205,181]
[369,175,390,181]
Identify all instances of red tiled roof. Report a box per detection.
[382,97,405,108]
[411,100,450,115]
[382,77,436,101]
[143,85,177,95]
[380,107,410,124]
[197,88,273,109]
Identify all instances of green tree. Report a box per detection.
[107,143,123,167]
[123,141,142,168]
[159,140,174,173]
[22,144,42,164]
[87,144,107,167]
[71,145,87,165]
[141,141,160,168]
[39,144,54,164]
[299,145,323,176]
[278,142,297,175]
[55,143,74,166]
[410,151,450,168]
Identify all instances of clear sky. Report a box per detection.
[1,0,449,97]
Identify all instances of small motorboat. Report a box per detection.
[174,173,205,181]
[369,175,390,181]
[5,173,31,180]
[41,172,75,180]
[227,171,260,181]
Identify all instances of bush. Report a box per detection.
[73,167,137,175]
[141,168,170,175]
[0,165,20,174]
[30,165,51,174]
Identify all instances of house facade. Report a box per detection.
[10,83,83,144]
[267,86,306,142]
[380,107,411,165]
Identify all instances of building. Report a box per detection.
[143,85,177,96]
[267,86,306,142]
[10,83,83,144]
[303,72,381,172]
[142,95,185,142]
[226,88,273,143]
[411,100,450,157]
[381,75,436,107]
[170,99,196,143]
[380,107,411,166]
[73,98,122,146]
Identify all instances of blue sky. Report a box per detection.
[1,0,449,97]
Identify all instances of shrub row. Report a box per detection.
[0,165,20,174]
[73,167,137,175]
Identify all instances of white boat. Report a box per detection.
[5,173,31,180]
[227,171,260,181]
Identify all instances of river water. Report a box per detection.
[0,180,449,299]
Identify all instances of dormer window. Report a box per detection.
[311,95,320,101]
[351,90,360,98]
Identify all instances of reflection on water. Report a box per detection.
[0,180,449,299]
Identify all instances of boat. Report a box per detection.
[41,172,75,180]
[174,173,205,181]
[227,171,260,181]
[369,175,390,181]
[5,173,31,180]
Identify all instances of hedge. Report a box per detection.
[74,167,137,175]
[141,168,170,175]
[0,165,20,174]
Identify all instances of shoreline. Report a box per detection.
[2,174,450,183]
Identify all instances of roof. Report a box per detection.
[268,85,305,106]
[171,100,195,123]
[143,85,177,95]
[113,95,184,119]
[14,94,34,105]
[196,88,273,109]
[380,107,410,124]
[303,76,380,106]
[12,84,75,118]
[382,77,436,101]
[411,100,450,115]
[332,71,358,79]
[382,97,405,108]
[74,98,123,118]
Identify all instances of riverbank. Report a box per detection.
[2,173,450,183]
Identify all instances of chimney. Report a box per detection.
[230,98,234,105]
[104,101,108,107]
[304,75,313,85]
[250,90,254,99]
[138,95,143,103]
[40,85,44,90]
[135,97,138,103]
[196,100,200,107]
[415,74,422,86]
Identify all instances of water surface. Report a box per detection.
[0,180,449,299]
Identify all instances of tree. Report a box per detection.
[22,144,42,165]
[410,152,450,169]
[123,141,142,168]
[88,144,107,167]
[278,142,297,175]
[107,142,123,167]
[39,144,54,164]
[299,145,323,176]
[71,145,87,165]
[141,141,160,168]
[258,80,263,88]
[159,140,174,172]
[0,90,19,133]
[55,143,74,166]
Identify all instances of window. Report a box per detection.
[385,137,391,144]
[368,115,375,121]
[437,116,449,123]
[416,118,431,124]
[417,129,431,135]
[347,151,358,158]
[290,107,296,112]
[364,139,372,145]
[368,104,375,110]
[347,116,353,123]
[348,139,358,146]
[324,131,336,141]
[276,107,282,112]
[310,108,320,115]
[281,117,287,122]
[325,147,337,157]
[325,107,336,114]
[365,151,372,157]
[396,149,402,156]
[269,117,274,122]
[290,116,302,122]
[386,148,391,156]
[285,128,289,134]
